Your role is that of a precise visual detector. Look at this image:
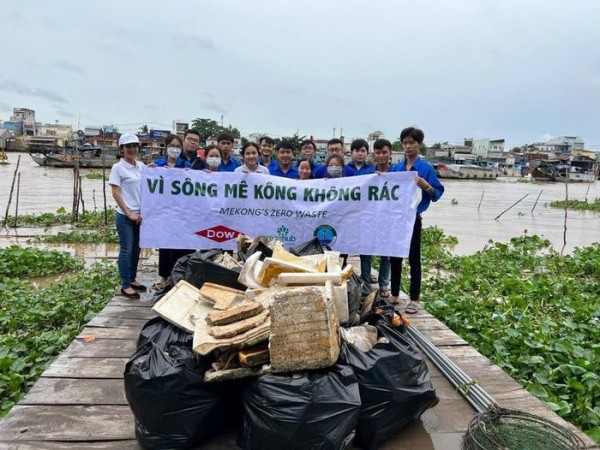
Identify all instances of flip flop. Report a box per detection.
[405,301,420,314]
[389,295,400,305]
[379,288,391,298]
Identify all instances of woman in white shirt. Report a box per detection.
[108,134,146,299]
[234,142,270,174]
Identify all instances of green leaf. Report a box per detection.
[585,428,600,444]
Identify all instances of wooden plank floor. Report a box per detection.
[0,264,597,449]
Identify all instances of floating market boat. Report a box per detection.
[530,159,597,183]
[29,144,121,168]
[435,162,500,180]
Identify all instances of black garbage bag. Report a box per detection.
[124,337,222,450]
[171,249,246,291]
[136,317,192,349]
[339,318,439,449]
[241,365,361,450]
[346,273,362,326]
[239,237,273,262]
[347,273,376,326]
[289,237,329,256]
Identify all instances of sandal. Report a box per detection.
[130,282,147,292]
[389,295,400,305]
[152,277,167,291]
[120,288,140,299]
[405,300,420,314]
[379,288,391,298]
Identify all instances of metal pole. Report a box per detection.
[477,189,484,210]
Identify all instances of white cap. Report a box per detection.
[118,133,140,146]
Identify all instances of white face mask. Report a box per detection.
[207,156,221,169]
[327,166,343,178]
[166,147,181,158]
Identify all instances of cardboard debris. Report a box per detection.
[193,314,271,355]
[152,280,211,333]
[269,286,340,373]
[206,300,264,326]
[208,309,270,339]
[199,282,246,310]
[239,344,270,367]
[212,252,243,270]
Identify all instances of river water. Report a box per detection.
[1,155,598,256]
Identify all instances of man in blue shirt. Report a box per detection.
[178,130,203,168]
[313,138,355,178]
[389,127,444,314]
[294,139,322,174]
[217,132,241,172]
[258,136,279,172]
[347,138,374,175]
[269,141,299,178]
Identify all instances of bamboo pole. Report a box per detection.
[585,184,591,203]
[494,194,529,221]
[477,189,484,210]
[79,175,85,216]
[531,190,543,213]
[12,172,21,228]
[72,166,78,222]
[93,189,97,212]
[561,173,569,255]
[2,155,21,228]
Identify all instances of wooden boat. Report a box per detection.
[436,163,499,180]
[29,145,121,169]
[530,160,597,183]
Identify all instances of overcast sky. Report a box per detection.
[1,0,599,148]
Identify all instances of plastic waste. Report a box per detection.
[339,317,439,449]
[240,365,361,450]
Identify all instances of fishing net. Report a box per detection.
[461,408,586,450]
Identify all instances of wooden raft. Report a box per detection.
[0,278,596,449]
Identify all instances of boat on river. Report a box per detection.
[435,162,499,180]
[530,159,597,183]
[29,144,121,168]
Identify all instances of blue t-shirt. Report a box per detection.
[153,157,192,168]
[270,163,299,179]
[219,158,241,172]
[313,165,355,179]
[347,161,374,175]
[259,158,279,172]
[391,158,444,214]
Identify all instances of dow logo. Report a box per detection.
[195,225,240,243]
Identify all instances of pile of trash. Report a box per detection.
[125,236,439,449]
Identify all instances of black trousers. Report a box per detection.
[390,215,422,300]
[158,248,195,278]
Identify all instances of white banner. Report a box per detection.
[139,168,419,257]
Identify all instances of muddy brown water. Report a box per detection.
[1,155,598,257]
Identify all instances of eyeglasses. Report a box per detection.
[185,137,200,143]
